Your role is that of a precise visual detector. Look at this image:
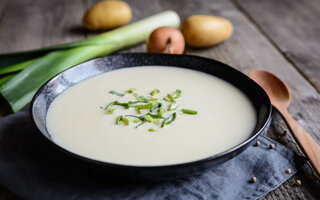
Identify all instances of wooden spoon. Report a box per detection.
[249,69,320,177]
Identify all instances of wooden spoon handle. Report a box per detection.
[278,108,320,177]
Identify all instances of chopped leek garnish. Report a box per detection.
[150,102,162,112]
[153,120,160,125]
[159,108,165,116]
[135,107,141,114]
[121,116,129,125]
[137,96,149,103]
[167,93,175,102]
[147,96,158,101]
[173,89,182,99]
[166,112,177,125]
[106,108,115,114]
[116,116,122,125]
[116,115,129,125]
[125,115,144,121]
[132,93,139,98]
[104,101,116,110]
[161,112,177,127]
[104,88,197,132]
[104,101,130,109]
[127,88,136,93]
[150,89,160,96]
[163,97,170,102]
[133,119,140,123]
[148,128,157,132]
[109,90,125,96]
[144,114,154,123]
[136,103,153,110]
[168,103,179,111]
[136,121,145,128]
[147,113,164,119]
[181,109,198,115]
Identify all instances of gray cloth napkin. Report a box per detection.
[0,109,306,200]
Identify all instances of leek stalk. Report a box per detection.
[0,11,180,112]
[0,58,37,75]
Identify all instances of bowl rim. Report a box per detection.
[30,53,272,169]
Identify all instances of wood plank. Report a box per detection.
[0,0,8,22]
[0,0,319,199]
[0,0,86,54]
[160,0,320,199]
[233,0,320,93]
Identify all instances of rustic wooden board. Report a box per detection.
[0,0,8,22]
[0,0,86,54]
[160,0,320,199]
[0,0,319,199]
[233,0,320,93]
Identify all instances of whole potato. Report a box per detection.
[83,0,132,31]
[181,15,233,48]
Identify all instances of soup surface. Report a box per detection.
[46,66,256,166]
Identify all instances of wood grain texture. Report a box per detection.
[233,0,320,93]
[0,0,86,54]
[0,0,319,199]
[0,0,8,22]
[159,0,320,199]
[280,107,320,177]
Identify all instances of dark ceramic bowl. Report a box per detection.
[30,53,272,181]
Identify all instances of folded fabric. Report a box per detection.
[0,109,306,200]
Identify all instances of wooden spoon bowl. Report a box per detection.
[249,70,291,108]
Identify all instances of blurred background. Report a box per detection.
[0,0,319,90]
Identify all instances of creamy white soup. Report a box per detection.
[46,66,256,166]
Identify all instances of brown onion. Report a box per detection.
[147,27,185,54]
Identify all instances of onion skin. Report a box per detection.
[147,27,185,54]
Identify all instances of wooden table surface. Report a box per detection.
[0,0,320,199]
